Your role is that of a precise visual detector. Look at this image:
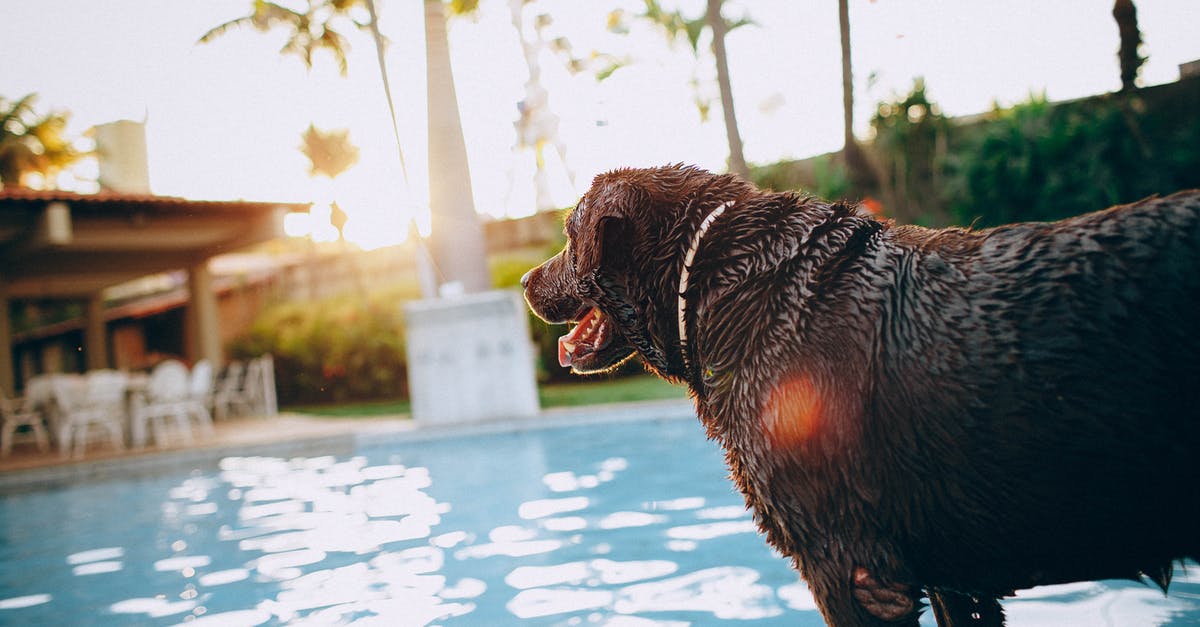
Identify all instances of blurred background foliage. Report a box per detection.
[752,74,1200,229]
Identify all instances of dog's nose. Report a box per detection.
[520,268,535,289]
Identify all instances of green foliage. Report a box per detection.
[750,154,848,201]
[0,93,86,188]
[943,86,1200,227]
[871,78,947,157]
[870,78,951,224]
[230,287,412,405]
[811,155,851,201]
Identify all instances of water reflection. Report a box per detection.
[4,418,1196,625]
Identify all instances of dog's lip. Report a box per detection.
[558,307,613,368]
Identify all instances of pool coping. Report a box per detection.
[0,399,697,495]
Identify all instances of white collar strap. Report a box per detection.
[677,200,731,374]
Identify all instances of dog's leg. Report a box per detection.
[810,568,922,626]
[927,590,1005,627]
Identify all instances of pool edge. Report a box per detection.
[0,399,697,494]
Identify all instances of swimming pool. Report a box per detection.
[1,415,1197,626]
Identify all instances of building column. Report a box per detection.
[0,277,13,395]
[84,292,109,371]
[187,260,222,368]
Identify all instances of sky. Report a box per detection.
[2,0,1198,249]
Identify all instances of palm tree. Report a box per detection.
[199,1,359,76]
[837,0,878,195]
[1112,0,1144,92]
[0,94,85,189]
[423,0,490,293]
[705,0,747,178]
[622,0,752,178]
[201,0,491,295]
[300,123,360,180]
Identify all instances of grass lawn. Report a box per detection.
[288,374,688,418]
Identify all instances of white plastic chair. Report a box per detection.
[54,370,127,458]
[212,361,251,420]
[131,360,193,448]
[212,356,279,420]
[20,375,60,442]
[187,359,216,437]
[1,390,49,457]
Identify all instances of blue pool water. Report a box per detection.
[1,416,1198,626]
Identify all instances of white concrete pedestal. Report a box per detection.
[404,290,540,425]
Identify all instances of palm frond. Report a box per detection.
[197,17,257,43]
[0,93,38,135]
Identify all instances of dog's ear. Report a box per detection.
[575,179,644,276]
[577,216,630,277]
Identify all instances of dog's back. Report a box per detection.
[870,191,1200,593]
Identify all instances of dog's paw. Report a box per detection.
[853,567,915,621]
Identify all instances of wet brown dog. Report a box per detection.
[522,164,1200,626]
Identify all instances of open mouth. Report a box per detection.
[558,307,613,368]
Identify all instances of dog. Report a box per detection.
[522,164,1200,626]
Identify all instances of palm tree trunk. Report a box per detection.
[364,0,439,298]
[839,0,854,149]
[424,0,491,294]
[705,0,749,179]
[1112,0,1143,92]
[838,0,878,195]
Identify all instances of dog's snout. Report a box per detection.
[520,267,536,289]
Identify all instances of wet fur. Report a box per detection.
[522,164,1200,626]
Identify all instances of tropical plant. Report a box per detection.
[1112,0,1144,92]
[607,0,753,177]
[750,153,849,202]
[231,286,414,404]
[870,78,950,225]
[199,0,367,76]
[300,123,360,179]
[0,94,86,189]
[943,90,1200,228]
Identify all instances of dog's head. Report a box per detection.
[522,164,757,378]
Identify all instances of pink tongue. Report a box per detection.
[558,308,600,367]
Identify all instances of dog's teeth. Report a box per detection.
[562,340,576,353]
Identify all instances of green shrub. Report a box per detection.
[944,89,1200,227]
[750,153,849,201]
[230,288,411,405]
[870,78,952,225]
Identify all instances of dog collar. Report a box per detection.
[678,200,731,373]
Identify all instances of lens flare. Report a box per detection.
[762,374,824,449]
